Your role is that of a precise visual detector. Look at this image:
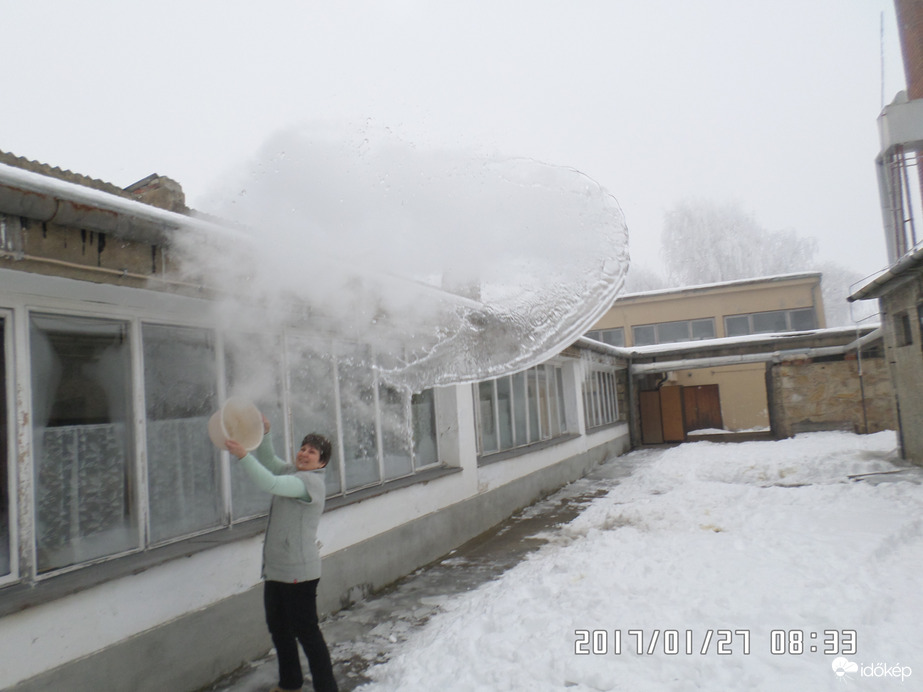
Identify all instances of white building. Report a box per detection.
[0,154,630,691]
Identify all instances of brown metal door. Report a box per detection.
[660,386,685,442]
[639,390,664,444]
[683,384,723,432]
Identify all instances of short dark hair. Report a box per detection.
[301,433,332,466]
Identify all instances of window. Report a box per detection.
[752,310,788,334]
[475,362,568,456]
[583,365,623,429]
[30,314,138,572]
[288,337,440,496]
[225,335,283,521]
[411,389,438,468]
[0,316,10,578]
[14,307,444,580]
[633,324,655,346]
[724,308,817,337]
[631,318,716,346]
[897,312,913,347]
[143,324,221,544]
[585,328,625,347]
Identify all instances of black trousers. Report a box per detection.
[264,579,338,692]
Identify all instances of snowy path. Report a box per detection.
[356,431,923,692]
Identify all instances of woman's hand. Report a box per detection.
[226,439,248,459]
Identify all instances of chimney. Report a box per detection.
[895,0,923,99]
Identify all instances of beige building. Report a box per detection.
[587,273,827,440]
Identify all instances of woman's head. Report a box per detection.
[300,433,332,466]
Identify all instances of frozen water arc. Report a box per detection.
[189,125,630,391]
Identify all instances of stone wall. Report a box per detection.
[769,354,897,438]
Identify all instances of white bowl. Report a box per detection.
[207,396,263,452]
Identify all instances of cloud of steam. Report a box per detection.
[179,123,629,391]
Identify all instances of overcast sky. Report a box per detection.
[0,0,907,279]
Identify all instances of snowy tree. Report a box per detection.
[623,263,669,294]
[660,200,817,285]
[656,199,878,327]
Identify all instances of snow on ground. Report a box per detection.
[357,431,923,691]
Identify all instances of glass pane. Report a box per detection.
[337,344,380,491]
[657,320,690,344]
[0,319,12,576]
[511,372,527,446]
[478,381,498,453]
[31,314,137,572]
[590,370,603,425]
[0,318,7,577]
[632,324,655,346]
[225,334,284,520]
[143,324,220,544]
[288,339,340,496]
[537,366,550,439]
[752,310,788,333]
[725,315,750,337]
[547,369,561,437]
[497,377,514,450]
[380,383,413,480]
[691,319,716,340]
[602,328,625,347]
[526,370,541,443]
[411,389,438,468]
[790,309,816,331]
[556,367,567,432]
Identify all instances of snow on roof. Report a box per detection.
[617,272,823,302]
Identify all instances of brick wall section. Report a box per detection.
[896,0,923,99]
[769,355,897,438]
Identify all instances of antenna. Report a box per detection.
[881,10,886,109]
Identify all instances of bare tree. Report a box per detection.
[661,200,817,285]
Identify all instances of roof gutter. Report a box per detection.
[0,161,248,245]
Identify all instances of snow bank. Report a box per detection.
[359,431,923,691]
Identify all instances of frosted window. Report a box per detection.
[225,336,282,520]
[30,314,138,572]
[143,324,221,544]
[337,344,380,490]
[526,370,541,443]
[288,339,341,496]
[411,389,438,468]
[380,383,413,481]
[0,319,9,577]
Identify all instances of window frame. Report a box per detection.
[474,361,570,459]
[631,318,716,346]
[583,363,623,430]
[0,309,16,587]
[2,288,444,584]
[723,308,817,337]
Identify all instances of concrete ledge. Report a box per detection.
[9,434,628,692]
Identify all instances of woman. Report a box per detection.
[226,417,338,692]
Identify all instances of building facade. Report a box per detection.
[849,0,923,463]
[586,273,826,439]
